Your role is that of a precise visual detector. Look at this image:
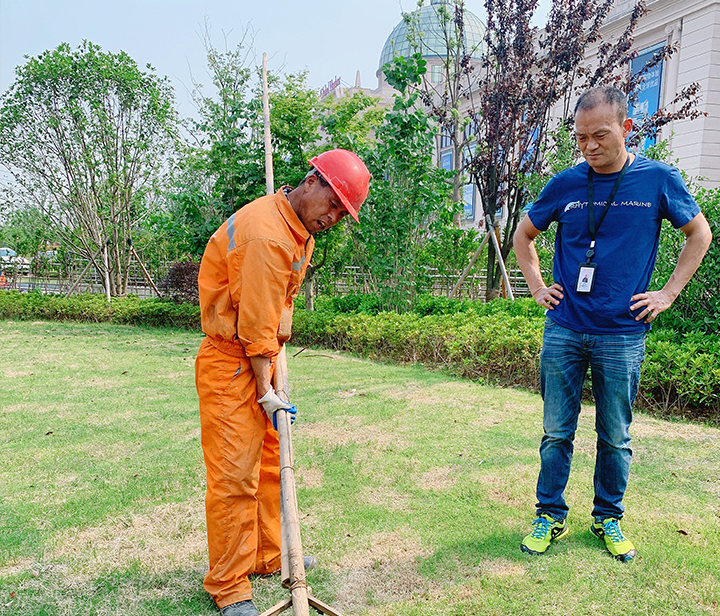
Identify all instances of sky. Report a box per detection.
[0,0,552,120]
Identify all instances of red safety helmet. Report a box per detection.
[308,149,370,222]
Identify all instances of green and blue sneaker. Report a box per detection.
[591,517,637,562]
[521,514,569,555]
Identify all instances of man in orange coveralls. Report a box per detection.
[195,149,370,616]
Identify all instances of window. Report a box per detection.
[463,184,476,222]
[439,128,453,149]
[440,150,453,171]
[629,42,666,150]
[431,64,443,84]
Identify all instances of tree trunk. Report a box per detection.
[485,239,502,301]
[452,123,464,228]
[304,266,315,311]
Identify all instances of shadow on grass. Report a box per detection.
[419,527,616,578]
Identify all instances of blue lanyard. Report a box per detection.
[585,155,630,262]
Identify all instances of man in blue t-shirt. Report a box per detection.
[513,86,712,561]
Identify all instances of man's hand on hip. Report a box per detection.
[258,387,297,430]
[630,289,675,324]
[532,283,564,310]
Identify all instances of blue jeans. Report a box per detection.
[536,319,646,521]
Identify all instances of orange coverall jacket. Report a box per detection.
[195,188,314,608]
[198,187,314,358]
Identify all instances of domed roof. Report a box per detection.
[378,0,485,75]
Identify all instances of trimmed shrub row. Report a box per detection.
[293,309,544,389]
[0,290,201,330]
[292,303,720,422]
[2,290,717,421]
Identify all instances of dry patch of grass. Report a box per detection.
[486,488,524,508]
[298,417,408,451]
[391,382,502,414]
[476,557,525,577]
[48,495,207,578]
[388,386,443,406]
[359,486,412,512]
[475,464,537,486]
[475,469,532,508]
[631,417,717,440]
[2,495,210,615]
[331,527,434,612]
[297,467,325,489]
[163,371,190,380]
[0,401,75,415]
[3,370,35,379]
[419,466,459,491]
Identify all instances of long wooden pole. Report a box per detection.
[261,49,292,591]
[273,349,311,616]
[260,53,344,616]
[263,52,274,196]
[263,51,310,616]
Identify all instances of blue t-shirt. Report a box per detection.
[529,155,700,334]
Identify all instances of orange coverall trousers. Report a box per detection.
[195,337,282,608]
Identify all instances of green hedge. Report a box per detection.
[641,330,720,420]
[293,309,544,388]
[0,290,201,330]
[2,289,717,421]
[292,300,720,422]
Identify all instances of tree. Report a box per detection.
[402,0,481,227]
[352,55,456,312]
[642,142,720,335]
[0,201,52,263]
[300,92,386,309]
[398,0,704,299]
[269,71,323,187]
[0,41,178,296]
[322,91,385,154]
[171,27,328,261]
[169,25,263,258]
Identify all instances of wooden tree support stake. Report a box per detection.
[448,232,490,299]
[65,242,107,298]
[488,218,514,300]
[258,53,342,615]
[448,214,514,300]
[129,244,162,297]
[64,238,161,299]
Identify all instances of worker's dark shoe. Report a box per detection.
[521,514,569,555]
[303,555,319,572]
[591,517,637,562]
[266,555,319,578]
[220,600,260,616]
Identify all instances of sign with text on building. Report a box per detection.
[320,76,341,99]
[630,43,665,150]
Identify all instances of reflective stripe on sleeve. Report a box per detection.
[291,255,305,272]
[227,213,237,250]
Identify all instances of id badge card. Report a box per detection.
[576,262,597,294]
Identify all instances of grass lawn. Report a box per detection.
[1,320,719,616]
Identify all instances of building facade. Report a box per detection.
[331,0,719,231]
[592,0,720,187]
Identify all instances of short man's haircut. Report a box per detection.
[298,168,330,188]
[574,86,628,125]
